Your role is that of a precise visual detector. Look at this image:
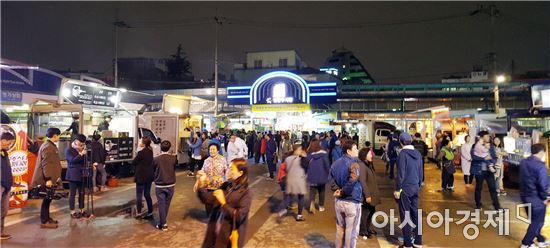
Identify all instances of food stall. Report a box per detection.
[502,109,550,186]
[29,78,143,166]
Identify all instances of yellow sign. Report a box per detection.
[252,104,311,113]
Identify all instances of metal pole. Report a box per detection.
[494,82,500,114]
[214,17,219,117]
[114,25,118,88]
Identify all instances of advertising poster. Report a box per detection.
[1,124,30,210]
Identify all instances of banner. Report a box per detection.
[1,124,30,209]
[252,104,311,113]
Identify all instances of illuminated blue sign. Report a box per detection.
[227,71,337,105]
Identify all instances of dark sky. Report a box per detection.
[2,1,549,83]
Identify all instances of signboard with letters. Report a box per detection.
[227,71,337,108]
[60,80,120,108]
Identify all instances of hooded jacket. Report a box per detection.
[520,155,549,209]
[307,150,331,185]
[331,145,343,163]
[395,145,423,194]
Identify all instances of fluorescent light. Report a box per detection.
[310,92,337,96]
[308,82,337,87]
[227,95,249,99]
[89,82,98,87]
[119,88,128,92]
[109,95,120,104]
[62,88,71,97]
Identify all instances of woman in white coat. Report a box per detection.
[460,135,474,187]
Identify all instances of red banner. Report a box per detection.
[1,124,29,209]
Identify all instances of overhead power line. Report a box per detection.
[120,12,471,30]
[222,13,470,29]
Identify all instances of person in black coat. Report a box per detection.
[133,137,154,218]
[65,134,88,219]
[358,147,381,239]
[197,158,252,248]
[90,134,108,191]
[253,133,262,164]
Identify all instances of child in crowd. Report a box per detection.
[473,142,496,173]
[153,141,177,231]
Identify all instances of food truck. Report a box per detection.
[502,83,550,186]
[29,78,153,167]
[139,94,206,165]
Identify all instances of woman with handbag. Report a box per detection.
[438,139,456,192]
[197,158,251,248]
[278,144,308,221]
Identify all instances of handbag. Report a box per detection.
[229,209,239,248]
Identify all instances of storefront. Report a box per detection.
[30,78,139,165]
[227,71,338,132]
[503,110,550,186]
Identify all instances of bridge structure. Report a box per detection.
[138,81,532,114]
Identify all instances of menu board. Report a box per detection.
[61,81,120,108]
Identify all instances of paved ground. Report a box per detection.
[1,158,549,247]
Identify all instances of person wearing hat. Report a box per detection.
[387,132,401,179]
[31,127,62,229]
[394,133,423,248]
[1,132,15,240]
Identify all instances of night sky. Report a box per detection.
[2,1,549,83]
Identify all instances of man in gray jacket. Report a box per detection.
[31,128,62,229]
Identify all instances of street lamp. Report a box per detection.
[494,74,507,114]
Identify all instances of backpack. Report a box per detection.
[388,141,399,158]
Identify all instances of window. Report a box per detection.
[279,58,288,68]
[254,60,263,69]
[379,129,391,137]
[140,128,160,144]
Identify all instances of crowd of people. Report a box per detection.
[1,125,549,248]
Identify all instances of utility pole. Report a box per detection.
[488,4,501,114]
[214,16,222,117]
[114,10,119,88]
[113,11,131,88]
[473,4,502,114]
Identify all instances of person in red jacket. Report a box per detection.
[260,135,267,164]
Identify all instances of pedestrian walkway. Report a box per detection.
[2,158,549,247]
